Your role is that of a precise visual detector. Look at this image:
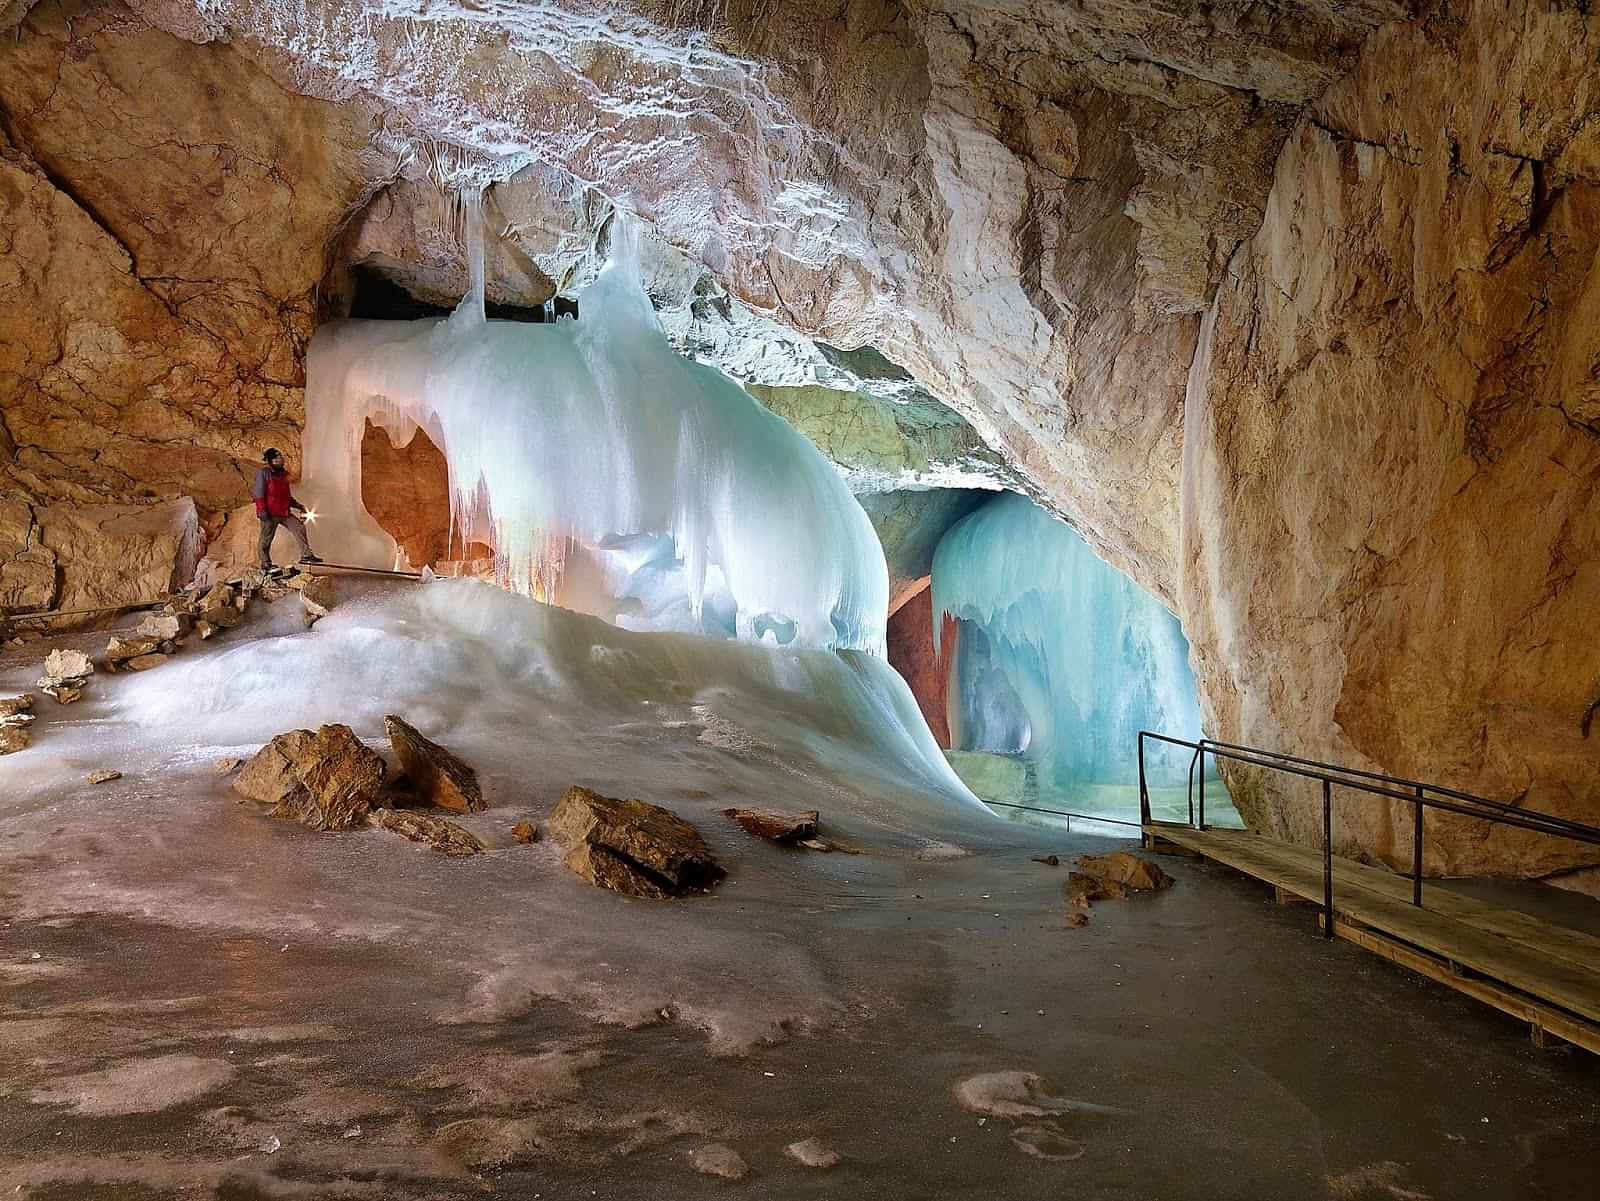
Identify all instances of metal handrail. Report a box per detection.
[1136,731,1600,939]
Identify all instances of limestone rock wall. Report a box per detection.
[0,0,393,610]
[1182,0,1600,876]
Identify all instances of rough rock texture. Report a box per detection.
[233,725,387,832]
[372,807,485,857]
[887,584,955,748]
[0,693,32,755]
[549,786,724,899]
[361,423,455,570]
[721,807,819,843]
[1181,0,1600,876]
[384,716,483,813]
[1075,853,1174,893]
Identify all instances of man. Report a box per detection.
[253,448,323,572]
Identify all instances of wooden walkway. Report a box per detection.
[1143,822,1600,1055]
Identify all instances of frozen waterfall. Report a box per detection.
[932,493,1216,809]
[299,195,889,653]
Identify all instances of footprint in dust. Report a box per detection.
[1010,1121,1086,1162]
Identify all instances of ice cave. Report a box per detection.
[3,1,1600,1198]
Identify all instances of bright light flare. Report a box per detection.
[303,510,319,524]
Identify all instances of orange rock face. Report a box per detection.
[887,585,955,750]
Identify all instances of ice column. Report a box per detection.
[931,492,1208,795]
[300,197,889,653]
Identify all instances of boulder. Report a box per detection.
[548,786,724,899]
[0,724,29,755]
[384,715,482,813]
[512,821,540,844]
[1074,853,1173,893]
[233,725,386,832]
[721,806,819,843]
[86,769,121,784]
[371,807,484,856]
[125,653,168,671]
[0,694,33,719]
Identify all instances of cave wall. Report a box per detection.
[1183,0,1600,876]
[887,585,956,750]
[0,0,392,609]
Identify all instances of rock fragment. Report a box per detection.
[1067,852,1173,912]
[690,1143,749,1180]
[199,581,243,631]
[384,715,482,812]
[37,649,93,704]
[372,807,484,856]
[0,694,33,719]
[1074,852,1173,893]
[512,821,540,844]
[104,634,163,667]
[300,574,336,626]
[125,652,169,671]
[548,785,724,899]
[721,806,819,842]
[234,725,386,832]
[135,612,189,641]
[785,1138,840,1168]
[86,770,121,785]
[1032,854,1060,866]
[0,695,33,755]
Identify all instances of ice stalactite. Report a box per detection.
[932,492,1219,808]
[301,192,889,653]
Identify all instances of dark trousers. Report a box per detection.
[257,514,313,568]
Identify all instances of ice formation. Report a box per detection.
[300,194,888,652]
[932,493,1213,804]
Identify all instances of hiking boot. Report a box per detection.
[300,553,325,565]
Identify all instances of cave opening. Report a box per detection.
[890,490,1239,831]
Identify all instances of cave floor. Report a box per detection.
[3,819,1598,1199]
[1,592,1598,1199]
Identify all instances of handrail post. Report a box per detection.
[1412,784,1424,907]
[1197,740,1207,832]
[1323,779,1334,939]
[1137,733,1151,827]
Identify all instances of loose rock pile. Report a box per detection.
[233,717,486,856]
[0,694,34,754]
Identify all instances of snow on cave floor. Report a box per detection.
[1,582,1596,1199]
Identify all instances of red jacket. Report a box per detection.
[252,466,297,519]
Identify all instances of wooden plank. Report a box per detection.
[1145,822,1600,1030]
[1326,917,1600,1056]
[1151,823,1600,974]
